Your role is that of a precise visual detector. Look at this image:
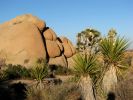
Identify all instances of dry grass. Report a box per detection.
[114,69,133,100]
[26,82,82,100]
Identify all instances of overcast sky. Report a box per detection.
[0,0,133,48]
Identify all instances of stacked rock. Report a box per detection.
[43,28,76,67]
[0,14,76,68]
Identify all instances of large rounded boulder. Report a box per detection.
[9,14,46,31]
[0,17,46,67]
[0,14,76,68]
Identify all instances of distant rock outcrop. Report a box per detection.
[0,14,76,67]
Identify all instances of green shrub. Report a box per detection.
[30,59,48,89]
[3,64,30,80]
[30,59,48,81]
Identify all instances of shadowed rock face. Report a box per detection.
[0,14,76,67]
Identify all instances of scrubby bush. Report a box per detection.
[2,64,30,80]
[30,59,48,89]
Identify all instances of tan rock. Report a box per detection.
[48,54,67,67]
[56,39,64,52]
[60,37,68,43]
[46,40,61,58]
[67,40,76,54]
[0,21,46,67]
[67,54,76,69]
[59,37,76,58]
[63,42,73,58]
[1,14,46,31]
[43,28,57,41]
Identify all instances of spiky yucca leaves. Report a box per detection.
[31,60,48,81]
[73,53,99,100]
[73,53,99,79]
[31,59,48,89]
[100,37,129,76]
[100,37,129,95]
[100,37,129,64]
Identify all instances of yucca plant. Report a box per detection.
[31,59,48,89]
[100,36,129,94]
[73,53,99,100]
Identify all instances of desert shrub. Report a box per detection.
[30,59,48,89]
[30,59,48,81]
[3,64,30,80]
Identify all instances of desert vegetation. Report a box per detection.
[0,27,132,100]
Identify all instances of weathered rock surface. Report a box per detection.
[45,40,61,58]
[1,14,46,31]
[60,37,76,58]
[48,54,67,67]
[0,21,46,66]
[43,28,57,41]
[67,55,76,69]
[0,14,76,68]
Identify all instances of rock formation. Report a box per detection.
[43,28,57,41]
[0,14,76,68]
[49,54,67,67]
[60,37,76,58]
[45,40,61,58]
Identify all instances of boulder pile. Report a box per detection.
[0,14,76,67]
